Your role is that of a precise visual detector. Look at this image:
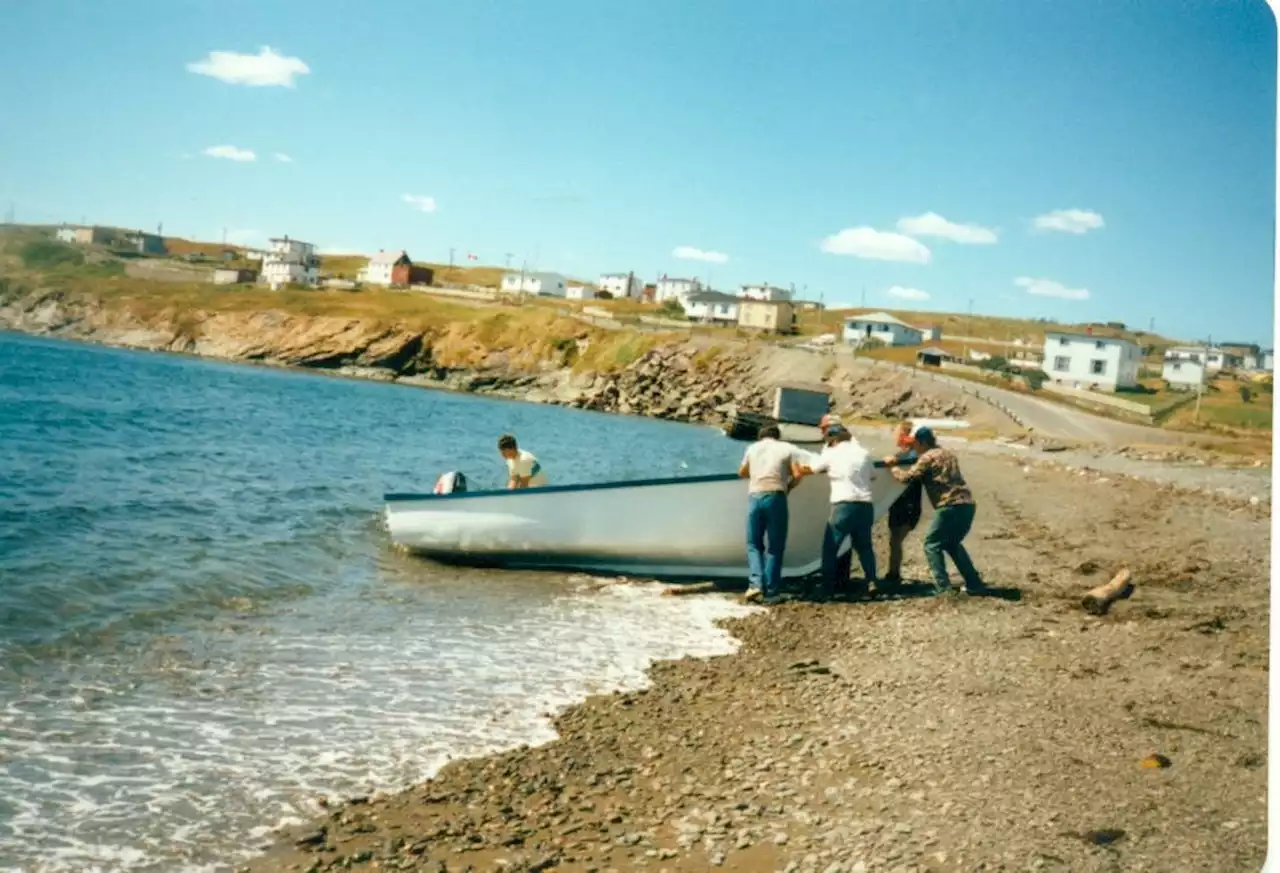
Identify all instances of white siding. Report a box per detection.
[262,237,318,288]
[56,228,76,243]
[842,319,923,347]
[741,284,793,302]
[656,278,701,304]
[598,274,642,299]
[1042,333,1140,392]
[500,272,568,296]
[358,263,396,286]
[1162,358,1205,390]
[685,299,739,322]
[566,285,591,300]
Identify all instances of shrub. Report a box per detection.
[659,298,685,318]
[1024,369,1048,390]
[20,240,85,270]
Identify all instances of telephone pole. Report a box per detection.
[504,252,513,269]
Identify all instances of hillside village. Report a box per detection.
[10,222,1275,434]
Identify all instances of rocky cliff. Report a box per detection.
[0,283,968,428]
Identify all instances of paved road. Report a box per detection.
[849,357,1184,446]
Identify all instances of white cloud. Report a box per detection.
[1032,209,1104,234]
[401,194,437,213]
[896,212,997,244]
[1014,276,1090,301]
[274,153,293,163]
[186,46,311,88]
[819,227,931,264]
[672,245,729,264]
[203,145,256,162]
[886,285,930,301]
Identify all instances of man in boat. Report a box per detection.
[796,423,878,601]
[498,434,548,489]
[882,420,924,592]
[883,427,989,595]
[737,423,805,604]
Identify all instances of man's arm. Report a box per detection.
[890,450,932,483]
[737,448,751,478]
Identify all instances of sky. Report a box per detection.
[0,0,1276,344]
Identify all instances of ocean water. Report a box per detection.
[0,333,755,873]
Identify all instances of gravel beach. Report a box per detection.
[244,447,1269,873]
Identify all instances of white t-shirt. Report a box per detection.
[809,439,874,504]
[742,438,801,494]
[506,449,547,487]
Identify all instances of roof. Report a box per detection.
[844,311,922,330]
[686,290,741,304]
[739,297,792,307]
[743,284,790,292]
[368,249,409,266]
[659,276,698,284]
[1044,330,1139,345]
[599,272,632,279]
[916,346,954,357]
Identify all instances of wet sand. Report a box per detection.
[244,449,1269,873]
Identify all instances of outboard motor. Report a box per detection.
[432,471,468,495]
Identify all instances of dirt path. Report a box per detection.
[246,451,1268,873]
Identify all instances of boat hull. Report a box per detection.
[384,462,909,580]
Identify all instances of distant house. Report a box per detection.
[358,250,434,287]
[262,235,319,289]
[641,283,658,303]
[212,268,258,285]
[920,325,943,343]
[655,277,702,305]
[740,283,793,302]
[684,290,741,324]
[1162,352,1206,391]
[598,273,642,300]
[566,284,592,300]
[738,298,795,334]
[59,225,110,245]
[500,271,568,297]
[793,300,824,312]
[124,231,166,255]
[843,312,924,347]
[1165,345,1234,374]
[1042,330,1141,392]
[1263,350,1274,371]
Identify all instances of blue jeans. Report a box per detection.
[923,503,983,591]
[822,501,876,590]
[746,491,789,596]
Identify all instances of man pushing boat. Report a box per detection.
[738,423,805,604]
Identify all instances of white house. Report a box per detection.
[1162,354,1206,391]
[684,290,741,324]
[261,236,319,289]
[1263,350,1274,371]
[843,312,925,347]
[566,284,593,300]
[1042,331,1141,392]
[357,250,409,286]
[1166,345,1230,374]
[55,226,77,243]
[598,273,642,300]
[740,283,793,302]
[655,277,702,305]
[500,271,568,297]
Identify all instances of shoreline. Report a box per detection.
[244,448,1268,873]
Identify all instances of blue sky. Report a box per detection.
[1,0,1275,344]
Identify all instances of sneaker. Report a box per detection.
[742,589,765,604]
[963,582,992,597]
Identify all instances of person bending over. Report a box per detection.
[883,427,988,596]
[796,424,877,601]
[738,424,804,604]
[498,434,547,489]
[883,420,923,590]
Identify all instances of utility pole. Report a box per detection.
[860,286,866,309]
[504,252,513,269]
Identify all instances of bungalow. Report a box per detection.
[655,277,702,305]
[598,273,642,300]
[684,290,741,324]
[500,271,568,297]
[843,312,924,347]
[737,298,795,334]
[1165,345,1234,374]
[58,225,110,245]
[1162,353,1207,391]
[566,284,593,300]
[1263,350,1274,371]
[124,231,166,255]
[359,250,434,287]
[1042,330,1141,392]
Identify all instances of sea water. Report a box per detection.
[0,333,754,872]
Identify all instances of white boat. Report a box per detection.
[383,458,910,580]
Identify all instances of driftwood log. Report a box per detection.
[660,582,722,597]
[1082,568,1135,615]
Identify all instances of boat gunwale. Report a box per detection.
[384,455,917,504]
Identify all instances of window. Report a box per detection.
[1172,362,1182,372]
[1095,340,1105,350]
[1053,356,1070,372]
[1058,337,1069,346]
[1090,359,1107,375]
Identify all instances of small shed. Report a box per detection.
[771,381,832,426]
[916,346,955,368]
[212,267,257,285]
